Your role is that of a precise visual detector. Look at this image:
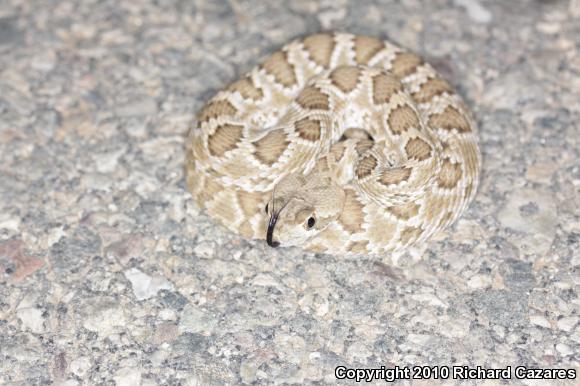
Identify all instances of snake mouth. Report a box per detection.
[266,214,280,248]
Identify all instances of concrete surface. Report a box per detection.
[0,0,578,384]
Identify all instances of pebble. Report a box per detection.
[411,293,448,308]
[454,0,492,23]
[159,308,177,321]
[113,367,142,386]
[555,343,573,356]
[92,147,126,174]
[150,348,169,367]
[193,242,215,259]
[124,268,174,301]
[525,163,559,184]
[571,0,580,17]
[536,22,561,35]
[0,214,21,232]
[497,188,558,256]
[441,316,471,338]
[406,334,432,347]
[69,357,91,377]
[529,315,552,329]
[139,136,183,162]
[556,316,578,332]
[30,51,57,72]
[240,357,259,384]
[115,98,157,117]
[467,274,493,290]
[82,299,127,336]
[179,304,218,335]
[16,307,45,334]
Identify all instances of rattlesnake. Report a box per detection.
[186,33,480,256]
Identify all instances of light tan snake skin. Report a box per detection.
[186,33,480,256]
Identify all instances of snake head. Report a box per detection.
[265,172,345,248]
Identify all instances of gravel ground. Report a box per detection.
[1,0,579,385]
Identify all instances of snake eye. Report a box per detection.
[307,217,316,229]
[265,203,269,213]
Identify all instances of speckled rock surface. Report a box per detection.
[1,0,579,385]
